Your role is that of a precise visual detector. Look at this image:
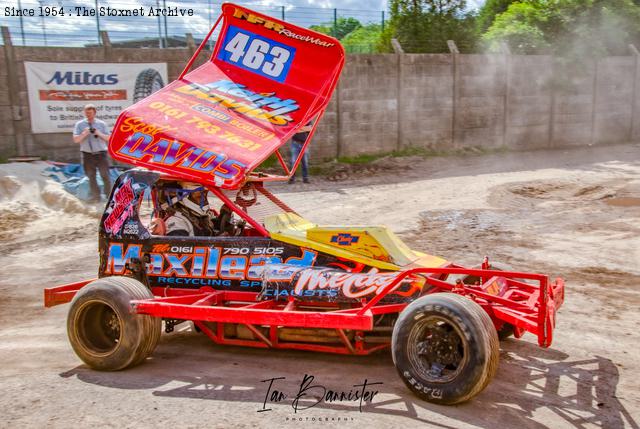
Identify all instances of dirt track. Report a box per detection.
[1,144,639,428]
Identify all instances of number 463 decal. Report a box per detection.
[218,26,296,83]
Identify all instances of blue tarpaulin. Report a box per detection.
[44,163,125,201]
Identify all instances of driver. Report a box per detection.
[164,182,216,236]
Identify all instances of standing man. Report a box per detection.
[288,122,313,184]
[73,104,112,202]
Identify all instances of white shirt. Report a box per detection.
[73,118,109,153]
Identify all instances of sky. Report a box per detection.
[257,0,484,9]
[261,0,484,11]
[0,0,484,47]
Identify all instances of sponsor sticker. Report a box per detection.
[218,25,296,83]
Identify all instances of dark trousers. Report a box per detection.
[290,141,309,179]
[82,151,112,200]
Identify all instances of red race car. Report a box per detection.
[45,3,564,405]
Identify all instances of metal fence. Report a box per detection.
[0,0,385,52]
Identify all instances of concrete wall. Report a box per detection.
[399,54,453,150]
[1,39,639,163]
[314,52,640,158]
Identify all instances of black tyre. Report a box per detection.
[67,276,161,371]
[133,69,164,103]
[392,293,499,405]
[498,323,514,340]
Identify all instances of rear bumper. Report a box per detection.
[540,277,565,347]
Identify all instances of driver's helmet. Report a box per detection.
[164,182,210,217]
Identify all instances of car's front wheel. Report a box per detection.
[392,293,499,404]
[67,276,160,370]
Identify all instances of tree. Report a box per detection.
[552,0,640,57]
[382,0,477,53]
[482,0,640,56]
[476,0,519,33]
[341,24,383,53]
[310,17,362,40]
[481,2,551,54]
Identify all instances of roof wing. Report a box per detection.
[109,3,344,189]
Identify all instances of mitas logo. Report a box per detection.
[46,71,119,85]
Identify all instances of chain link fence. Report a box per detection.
[0,0,385,52]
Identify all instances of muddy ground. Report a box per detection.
[0,144,639,428]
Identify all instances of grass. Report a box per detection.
[250,144,511,178]
[259,154,281,169]
[336,146,431,164]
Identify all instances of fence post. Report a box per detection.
[1,27,25,156]
[100,31,111,47]
[336,79,342,158]
[501,41,510,149]
[447,40,459,54]
[100,31,111,60]
[281,6,285,21]
[95,0,102,46]
[186,33,196,53]
[208,0,213,50]
[333,9,337,38]
[590,58,599,145]
[391,39,404,149]
[17,0,25,45]
[396,44,403,150]
[449,40,459,149]
[391,39,403,54]
[163,0,169,48]
[381,11,385,32]
[548,57,556,147]
[156,0,163,48]
[630,44,639,141]
[37,0,48,46]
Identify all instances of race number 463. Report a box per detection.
[218,26,296,83]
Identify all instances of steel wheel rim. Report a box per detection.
[406,314,468,383]
[76,300,122,356]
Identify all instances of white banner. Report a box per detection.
[25,62,168,134]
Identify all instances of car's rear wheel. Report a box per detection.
[392,293,499,405]
[497,323,515,340]
[67,276,160,370]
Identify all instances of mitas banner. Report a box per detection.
[25,62,168,134]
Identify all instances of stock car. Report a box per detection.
[44,3,565,405]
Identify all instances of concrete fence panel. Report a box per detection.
[399,54,453,151]
[0,39,637,163]
[338,54,399,157]
[506,55,553,150]
[454,55,506,150]
[550,60,596,148]
[593,56,635,144]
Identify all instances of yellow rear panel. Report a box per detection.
[264,213,447,270]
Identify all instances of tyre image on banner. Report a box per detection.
[133,69,165,103]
